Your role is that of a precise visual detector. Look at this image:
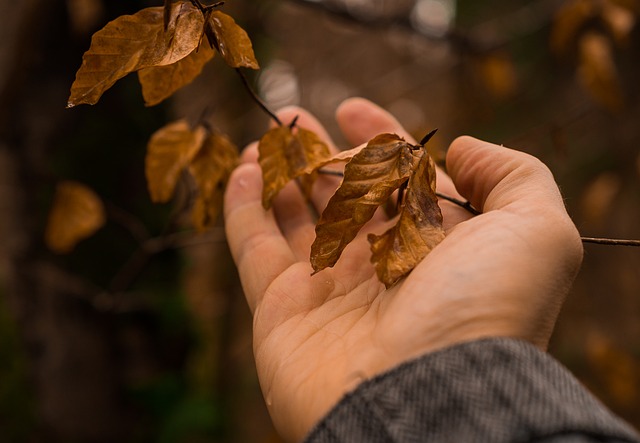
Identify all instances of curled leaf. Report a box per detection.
[68,1,204,107]
[602,0,636,45]
[188,133,239,231]
[550,0,595,55]
[206,10,259,69]
[310,134,420,273]
[145,120,206,202]
[45,181,106,254]
[578,32,623,111]
[477,51,518,99]
[368,149,445,288]
[138,43,215,106]
[258,126,331,209]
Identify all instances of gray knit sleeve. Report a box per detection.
[304,338,640,443]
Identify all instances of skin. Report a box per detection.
[223,97,584,442]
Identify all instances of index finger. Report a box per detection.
[224,162,297,312]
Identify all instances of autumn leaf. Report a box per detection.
[68,1,204,107]
[138,43,215,106]
[586,332,640,409]
[550,0,595,54]
[578,32,623,111]
[45,181,106,254]
[206,10,259,69]
[602,0,637,45]
[258,125,331,209]
[368,148,445,288]
[188,133,239,231]
[146,119,206,203]
[310,134,420,273]
[477,51,518,99]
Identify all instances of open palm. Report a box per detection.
[224,98,583,442]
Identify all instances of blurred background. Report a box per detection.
[0,0,638,441]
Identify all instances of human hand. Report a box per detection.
[223,97,583,442]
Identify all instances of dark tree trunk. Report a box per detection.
[0,0,133,440]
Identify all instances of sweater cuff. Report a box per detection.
[304,338,640,442]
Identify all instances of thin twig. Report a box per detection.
[435,192,640,248]
[286,0,564,54]
[235,69,282,126]
[580,237,640,247]
[317,168,345,177]
[189,0,205,13]
[105,202,151,244]
[109,228,226,293]
[435,192,482,216]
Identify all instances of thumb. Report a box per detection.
[446,136,565,215]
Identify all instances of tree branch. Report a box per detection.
[284,0,565,54]
[436,192,640,247]
[235,68,282,126]
[580,237,640,247]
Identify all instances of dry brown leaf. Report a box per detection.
[586,332,640,408]
[206,10,259,69]
[66,0,105,36]
[145,120,206,203]
[68,1,204,107]
[477,51,518,99]
[188,132,239,231]
[602,0,637,45]
[310,134,420,273]
[578,32,623,111]
[368,149,445,288]
[550,0,595,54]
[138,43,215,106]
[580,171,621,227]
[45,181,106,254]
[258,126,331,209]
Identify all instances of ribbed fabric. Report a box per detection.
[304,338,640,443]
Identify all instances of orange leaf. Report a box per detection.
[586,332,640,408]
[138,43,215,106]
[188,132,239,231]
[145,120,206,203]
[550,0,595,55]
[602,0,636,45]
[310,134,420,273]
[368,149,445,288]
[477,51,518,99]
[207,10,259,69]
[68,1,204,107]
[258,126,331,209]
[577,32,623,111]
[45,181,106,254]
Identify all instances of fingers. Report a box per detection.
[445,135,583,269]
[224,162,297,313]
[446,136,565,213]
[336,97,468,228]
[336,97,416,145]
[277,106,338,154]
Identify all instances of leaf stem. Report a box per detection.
[435,192,481,216]
[189,0,205,13]
[235,68,282,126]
[317,168,345,177]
